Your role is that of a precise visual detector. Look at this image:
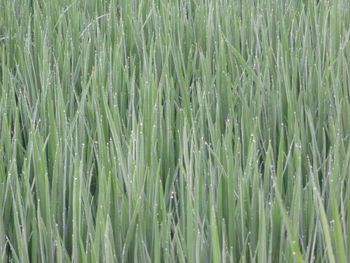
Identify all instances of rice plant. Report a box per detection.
[0,0,349,262]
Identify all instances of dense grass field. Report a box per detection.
[1,0,350,262]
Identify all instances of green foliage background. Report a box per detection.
[0,0,349,262]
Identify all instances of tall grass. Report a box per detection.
[1,0,350,262]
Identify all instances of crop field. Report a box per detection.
[1,0,350,262]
